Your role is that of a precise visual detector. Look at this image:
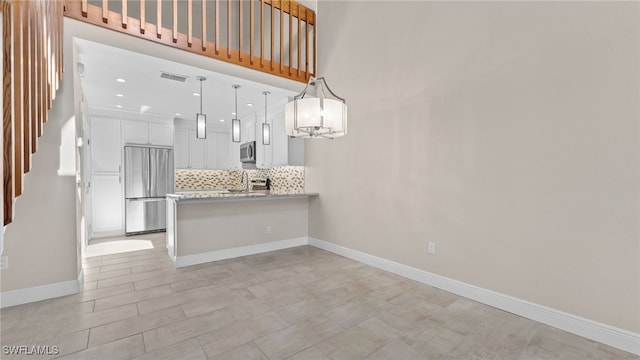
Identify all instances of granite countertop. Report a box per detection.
[167,189,318,202]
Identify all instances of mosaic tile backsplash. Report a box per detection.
[175,166,305,194]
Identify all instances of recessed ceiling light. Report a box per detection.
[115,78,126,83]
[175,112,182,116]
[246,103,254,107]
[193,92,200,96]
[232,112,236,115]
[116,93,124,97]
[116,105,123,108]
[220,118,225,122]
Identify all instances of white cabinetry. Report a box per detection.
[254,112,303,168]
[89,117,123,237]
[174,128,190,168]
[91,117,122,173]
[174,127,219,169]
[205,131,231,169]
[123,120,173,146]
[91,174,123,234]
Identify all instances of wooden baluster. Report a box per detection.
[260,0,264,67]
[250,0,254,64]
[102,0,108,23]
[239,0,243,61]
[81,0,88,17]
[23,1,30,172]
[279,0,283,72]
[29,3,37,153]
[202,0,206,50]
[227,0,231,57]
[187,0,192,46]
[140,0,146,34]
[38,1,44,135]
[304,10,308,77]
[172,0,177,43]
[289,2,292,75]
[156,0,161,38]
[296,2,300,77]
[269,0,273,70]
[215,0,219,54]
[2,0,13,225]
[58,1,63,82]
[312,19,316,76]
[122,0,128,28]
[45,0,51,112]
[12,0,24,197]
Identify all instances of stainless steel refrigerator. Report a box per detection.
[124,146,174,235]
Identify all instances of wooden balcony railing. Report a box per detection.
[63,0,316,83]
[2,0,64,226]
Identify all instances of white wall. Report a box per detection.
[307,1,640,334]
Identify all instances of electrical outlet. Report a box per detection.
[266,225,272,234]
[428,242,436,255]
[0,256,8,269]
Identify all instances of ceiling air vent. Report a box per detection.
[160,71,189,82]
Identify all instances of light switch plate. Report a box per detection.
[0,256,8,269]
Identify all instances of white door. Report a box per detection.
[91,117,122,173]
[91,174,123,236]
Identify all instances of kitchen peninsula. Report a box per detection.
[166,188,317,268]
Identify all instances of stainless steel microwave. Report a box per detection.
[240,141,256,163]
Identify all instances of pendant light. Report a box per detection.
[284,77,347,139]
[262,91,271,145]
[232,84,241,143]
[195,76,207,139]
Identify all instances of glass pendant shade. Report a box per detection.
[232,118,241,143]
[262,123,270,145]
[232,85,241,143]
[262,91,271,145]
[195,76,207,139]
[285,77,347,139]
[196,113,206,139]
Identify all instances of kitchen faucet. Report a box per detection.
[241,170,249,193]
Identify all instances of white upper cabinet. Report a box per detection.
[253,110,304,168]
[271,112,289,166]
[174,121,229,169]
[174,128,206,169]
[91,117,122,173]
[174,128,190,168]
[190,135,206,168]
[123,120,173,146]
[149,124,174,146]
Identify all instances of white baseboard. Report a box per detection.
[0,277,81,309]
[308,237,640,356]
[175,237,309,268]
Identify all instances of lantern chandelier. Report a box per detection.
[285,77,347,139]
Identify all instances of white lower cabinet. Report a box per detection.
[90,173,123,236]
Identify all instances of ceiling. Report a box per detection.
[74,38,297,128]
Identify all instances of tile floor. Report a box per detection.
[1,233,638,359]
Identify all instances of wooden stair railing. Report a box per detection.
[2,0,64,226]
[63,0,316,84]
